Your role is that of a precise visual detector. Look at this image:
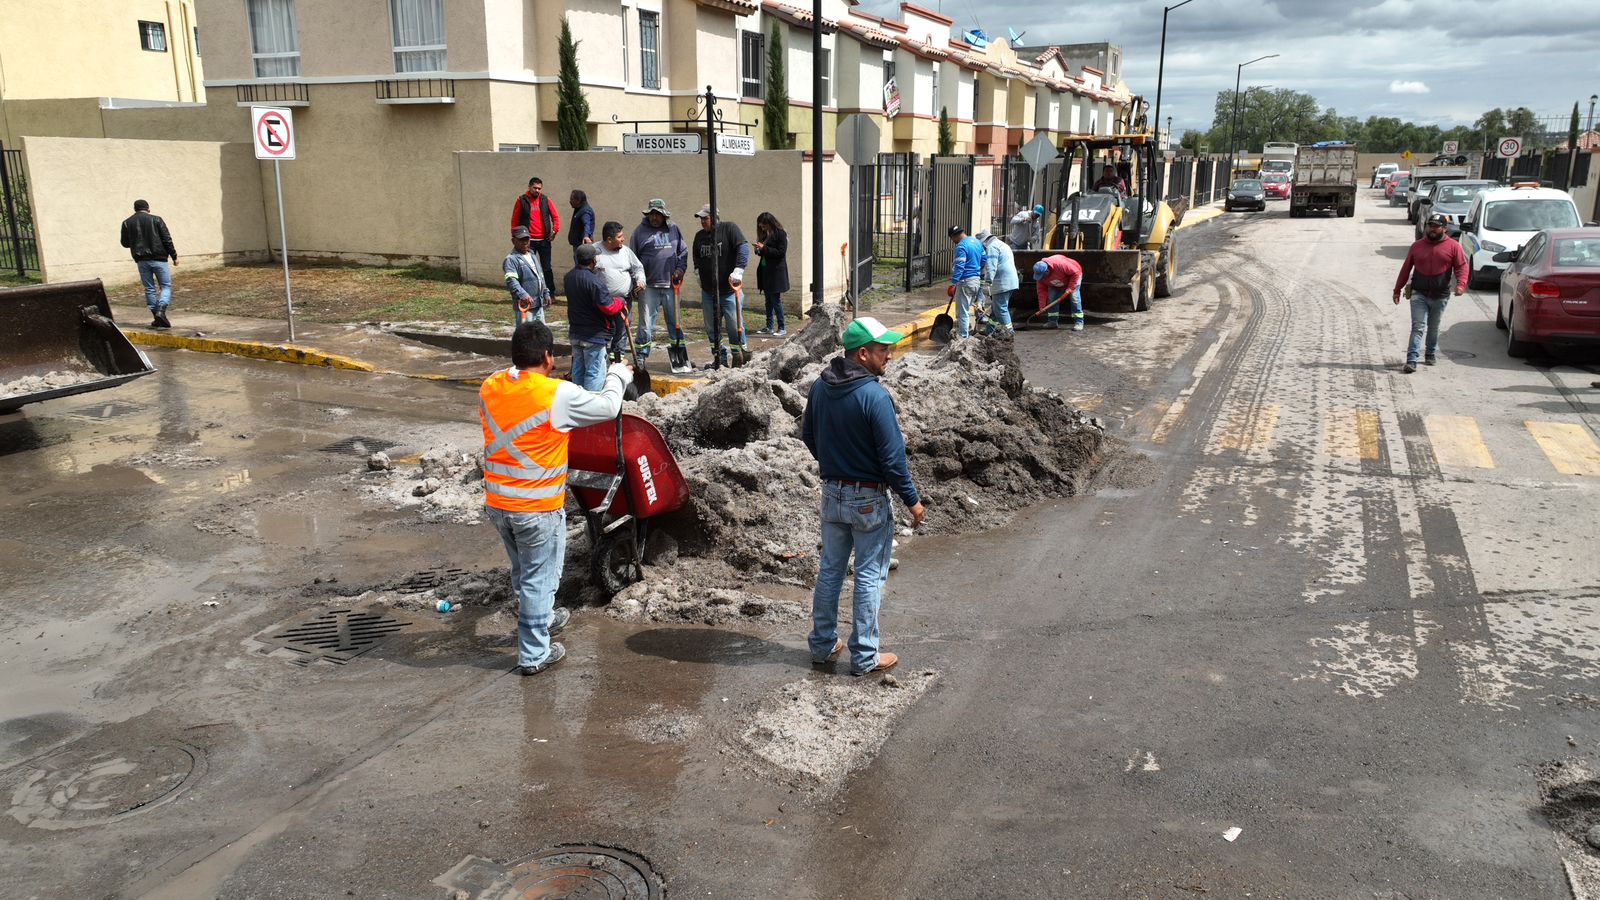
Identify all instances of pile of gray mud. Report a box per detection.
[358,304,1109,625]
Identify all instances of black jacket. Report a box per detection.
[564,266,623,345]
[756,228,790,294]
[120,212,176,262]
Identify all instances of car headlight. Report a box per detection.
[1481,241,1506,253]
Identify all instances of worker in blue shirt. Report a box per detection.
[947,225,986,339]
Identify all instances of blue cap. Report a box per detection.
[1033,204,1044,217]
[1032,261,1049,279]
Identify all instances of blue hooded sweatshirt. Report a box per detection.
[801,356,919,507]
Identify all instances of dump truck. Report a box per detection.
[1290,142,1358,218]
[1011,132,1188,319]
[0,280,156,413]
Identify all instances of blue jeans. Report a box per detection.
[701,289,747,351]
[763,290,786,330]
[810,482,897,675]
[137,260,172,313]
[570,340,607,391]
[988,288,1016,331]
[1045,283,1084,324]
[637,286,684,358]
[954,278,983,338]
[486,505,567,667]
[1407,294,1448,364]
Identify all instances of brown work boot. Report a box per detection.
[851,651,897,676]
[812,638,845,667]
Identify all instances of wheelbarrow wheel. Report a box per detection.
[591,530,643,596]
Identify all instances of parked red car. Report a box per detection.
[1496,227,1600,357]
[1384,172,1411,201]
[1262,173,1291,199]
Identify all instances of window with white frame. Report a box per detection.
[639,11,660,89]
[931,66,940,115]
[818,47,831,106]
[139,20,167,52]
[248,0,300,77]
[740,30,765,100]
[621,7,630,84]
[391,0,447,73]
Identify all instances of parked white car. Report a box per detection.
[1460,184,1584,288]
[1371,162,1399,188]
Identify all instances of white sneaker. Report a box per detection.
[1072,322,1084,332]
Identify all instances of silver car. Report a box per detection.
[1413,180,1497,239]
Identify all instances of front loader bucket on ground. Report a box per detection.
[0,280,156,413]
[1013,249,1144,317]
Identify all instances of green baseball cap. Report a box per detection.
[841,316,903,351]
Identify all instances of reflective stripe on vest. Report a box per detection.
[479,370,569,513]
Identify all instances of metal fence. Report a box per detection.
[864,153,975,290]
[0,142,39,277]
[1478,151,1591,190]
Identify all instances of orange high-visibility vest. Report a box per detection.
[479,369,569,513]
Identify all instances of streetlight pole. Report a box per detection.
[810,0,823,314]
[1226,53,1277,184]
[1589,94,1598,137]
[1150,0,1197,202]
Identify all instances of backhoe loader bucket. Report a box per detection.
[1012,249,1145,316]
[0,280,156,413]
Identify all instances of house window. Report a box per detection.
[884,59,895,90]
[740,30,765,100]
[391,0,447,73]
[818,48,831,106]
[931,66,940,115]
[639,11,660,89]
[621,8,630,84]
[248,0,301,77]
[139,20,167,52]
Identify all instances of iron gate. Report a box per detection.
[0,142,38,277]
[907,155,975,289]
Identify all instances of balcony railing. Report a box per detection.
[235,82,310,107]
[376,78,456,105]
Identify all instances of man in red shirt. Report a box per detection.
[512,176,562,298]
[1393,213,1468,373]
[1032,254,1084,331]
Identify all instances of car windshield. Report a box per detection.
[1232,180,1262,190]
[1390,178,1410,189]
[1261,162,1292,173]
[1554,238,1600,267]
[1484,199,1581,232]
[1436,185,1487,203]
[1263,174,1288,183]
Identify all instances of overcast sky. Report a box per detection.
[857,0,1600,136]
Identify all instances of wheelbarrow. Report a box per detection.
[567,413,691,595]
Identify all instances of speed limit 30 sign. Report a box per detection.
[1496,136,1523,159]
[252,106,297,160]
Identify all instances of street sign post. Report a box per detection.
[1018,132,1057,247]
[714,133,755,156]
[250,106,297,340]
[624,133,702,154]
[1497,136,1523,159]
[836,114,882,313]
[1442,140,1459,156]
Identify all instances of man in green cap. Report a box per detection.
[801,316,925,676]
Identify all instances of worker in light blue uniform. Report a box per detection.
[978,230,1017,337]
[947,225,986,339]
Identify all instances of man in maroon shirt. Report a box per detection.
[1393,213,1468,373]
[511,177,562,298]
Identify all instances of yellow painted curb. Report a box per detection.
[126,330,376,372]
[1178,206,1224,229]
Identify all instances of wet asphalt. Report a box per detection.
[3,197,1600,898]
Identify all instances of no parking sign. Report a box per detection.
[251,106,296,160]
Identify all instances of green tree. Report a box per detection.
[1507,107,1540,145]
[937,106,954,155]
[762,23,791,149]
[555,17,590,150]
[1568,101,1581,151]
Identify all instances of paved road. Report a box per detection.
[2,192,1597,898]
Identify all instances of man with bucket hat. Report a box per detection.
[628,199,691,372]
[801,317,925,677]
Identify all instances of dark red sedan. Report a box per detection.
[1262,173,1291,199]
[1495,227,1600,357]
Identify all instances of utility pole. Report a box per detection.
[1226,54,1276,183]
[810,0,823,315]
[1149,0,1197,202]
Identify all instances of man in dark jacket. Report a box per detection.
[119,199,178,328]
[567,189,595,260]
[511,177,561,296]
[801,316,925,677]
[691,204,751,368]
[1393,212,1468,373]
[628,199,689,367]
[563,244,624,390]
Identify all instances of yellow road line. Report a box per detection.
[1425,415,1495,469]
[1526,421,1600,476]
[1216,403,1280,453]
[1324,408,1381,461]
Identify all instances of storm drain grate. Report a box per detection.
[434,844,666,899]
[391,566,471,593]
[316,435,397,457]
[257,608,410,665]
[63,400,145,420]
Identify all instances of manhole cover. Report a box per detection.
[4,740,205,830]
[63,400,145,420]
[256,607,410,665]
[317,435,397,456]
[436,844,666,899]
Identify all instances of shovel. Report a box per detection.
[617,308,653,399]
[930,285,958,344]
[668,281,692,374]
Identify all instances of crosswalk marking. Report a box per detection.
[1525,422,1600,476]
[1425,415,1496,470]
[1217,403,1281,452]
[1324,408,1382,461]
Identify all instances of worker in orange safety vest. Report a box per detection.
[480,319,632,675]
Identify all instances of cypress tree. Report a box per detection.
[938,106,954,156]
[556,17,590,150]
[763,23,792,149]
